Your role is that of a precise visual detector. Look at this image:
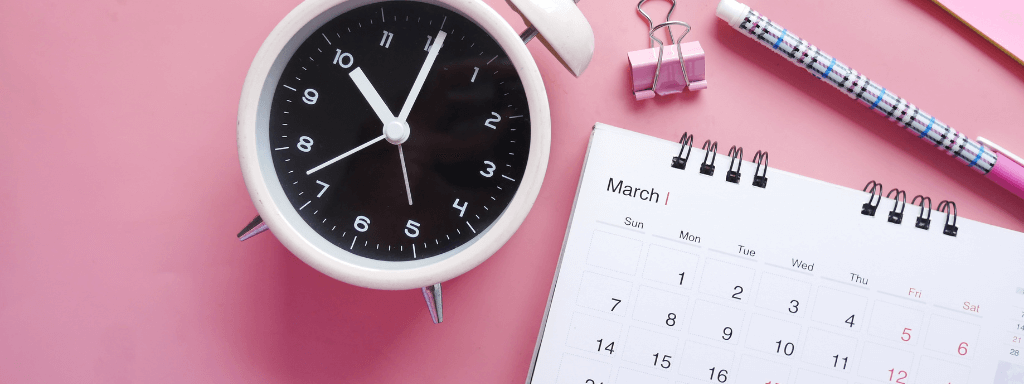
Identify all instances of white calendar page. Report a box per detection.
[527,123,1024,384]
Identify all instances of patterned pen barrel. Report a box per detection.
[717,0,996,173]
[716,0,1024,199]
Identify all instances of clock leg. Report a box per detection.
[421,283,443,324]
[237,215,269,241]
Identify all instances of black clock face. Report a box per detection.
[268,1,530,262]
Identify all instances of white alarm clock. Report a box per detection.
[235,0,593,322]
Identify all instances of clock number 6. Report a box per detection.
[353,216,370,232]
[405,220,420,238]
[481,161,496,177]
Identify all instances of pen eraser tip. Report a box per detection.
[716,0,749,27]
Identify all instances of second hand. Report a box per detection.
[306,134,386,175]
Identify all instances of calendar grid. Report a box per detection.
[526,124,1024,384]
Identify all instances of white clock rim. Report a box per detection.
[237,0,550,290]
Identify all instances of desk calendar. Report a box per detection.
[527,124,1024,384]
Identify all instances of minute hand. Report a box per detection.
[397,30,447,122]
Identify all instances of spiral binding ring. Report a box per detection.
[752,151,768,188]
[886,188,906,224]
[911,195,932,230]
[700,140,717,176]
[672,133,694,170]
[861,180,883,216]
[725,146,743,183]
[937,200,958,237]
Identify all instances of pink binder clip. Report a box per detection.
[629,0,706,100]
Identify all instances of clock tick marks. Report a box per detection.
[466,222,476,233]
[322,33,332,45]
[299,201,311,210]
[283,85,296,91]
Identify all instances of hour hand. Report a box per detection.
[349,67,396,124]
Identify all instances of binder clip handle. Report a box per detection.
[644,22,693,97]
[628,2,707,101]
[638,0,677,49]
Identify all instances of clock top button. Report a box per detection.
[384,120,410,145]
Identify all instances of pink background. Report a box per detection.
[2,0,1024,382]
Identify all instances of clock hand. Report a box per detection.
[349,67,397,124]
[306,134,386,175]
[397,30,447,122]
[398,145,413,205]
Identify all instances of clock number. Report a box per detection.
[333,49,354,68]
[484,112,501,129]
[471,67,479,82]
[380,30,394,48]
[480,161,496,177]
[297,136,314,152]
[404,220,421,238]
[315,180,330,197]
[302,89,318,104]
[424,35,433,51]
[452,198,468,217]
[353,216,370,232]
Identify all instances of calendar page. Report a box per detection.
[527,123,1024,384]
